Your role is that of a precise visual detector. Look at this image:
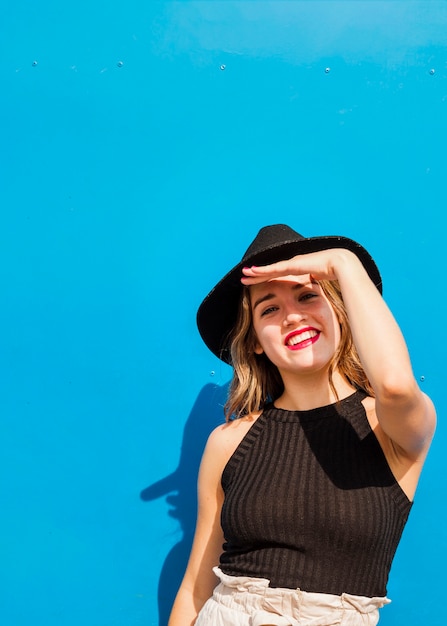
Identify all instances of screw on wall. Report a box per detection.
[117,61,124,68]
[210,371,215,377]
[325,67,331,73]
[429,68,435,75]
[420,376,425,382]
[32,60,38,67]
[220,64,226,71]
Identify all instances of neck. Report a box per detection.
[274,370,356,411]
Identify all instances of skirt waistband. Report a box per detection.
[211,567,390,625]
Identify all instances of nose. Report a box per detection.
[282,307,305,328]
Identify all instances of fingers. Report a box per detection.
[242,259,298,276]
[240,250,340,285]
[241,264,285,277]
[241,261,295,285]
[241,265,312,286]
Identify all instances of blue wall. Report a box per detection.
[1,2,445,624]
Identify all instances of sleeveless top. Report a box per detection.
[220,390,412,597]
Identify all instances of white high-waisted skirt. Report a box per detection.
[195,568,390,626]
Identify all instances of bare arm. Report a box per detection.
[168,426,227,626]
[242,249,436,458]
[331,250,436,457]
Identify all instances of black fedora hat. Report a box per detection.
[196,224,382,363]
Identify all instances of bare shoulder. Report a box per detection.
[361,394,409,456]
[361,394,377,423]
[361,392,435,455]
[360,393,434,501]
[205,412,262,471]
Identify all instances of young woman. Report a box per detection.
[168,224,436,626]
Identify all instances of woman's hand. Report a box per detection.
[240,249,357,285]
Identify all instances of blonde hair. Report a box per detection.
[224,280,374,421]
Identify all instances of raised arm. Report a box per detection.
[242,249,436,458]
[331,250,435,457]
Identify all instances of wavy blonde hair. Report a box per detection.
[224,280,374,421]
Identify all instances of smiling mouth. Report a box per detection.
[286,329,320,349]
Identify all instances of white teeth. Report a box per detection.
[288,330,318,346]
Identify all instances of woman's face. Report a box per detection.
[249,275,341,378]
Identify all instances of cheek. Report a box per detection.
[321,305,342,345]
[252,322,277,356]
[250,320,265,355]
[331,315,343,347]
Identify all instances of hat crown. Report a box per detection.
[242,224,305,262]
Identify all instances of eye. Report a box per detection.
[260,305,278,317]
[299,291,318,302]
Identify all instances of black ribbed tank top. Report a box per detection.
[220,390,412,597]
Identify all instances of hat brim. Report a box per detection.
[196,235,382,364]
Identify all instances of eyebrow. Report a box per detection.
[252,283,307,311]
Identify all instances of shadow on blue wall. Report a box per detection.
[140,382,229,625]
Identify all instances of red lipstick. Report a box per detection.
[285,327,320,350]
